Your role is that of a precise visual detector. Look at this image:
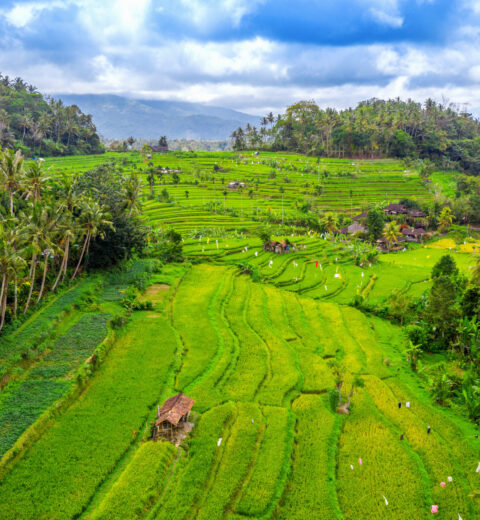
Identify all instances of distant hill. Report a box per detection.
[55,94,261,140]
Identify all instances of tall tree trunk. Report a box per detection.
[52,238,69,291]
[71,232,89,281]
[13,273,17,318]
[36,254,49,304]
[24,259,37,313]
[29,252,36,279]
[0,273,7,332]
[61,239,70,283]
[9,190,14,216]
[85,233,92,259]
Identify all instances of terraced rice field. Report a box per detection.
[181,235,477,307]
[43,151,432,233]
[1,261,479,520]
[4,152,478,519]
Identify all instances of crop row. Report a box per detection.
[0,313,109,457]
[0,312,177,519]
[88,441,176,520]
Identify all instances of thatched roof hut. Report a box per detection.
[153,393,194,440]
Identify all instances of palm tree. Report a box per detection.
[22,159,52,202]
[22,203,53,313]
[322,212,338,234]
[438,207,454,232]
[56,173,80,212]
[472,256,480,284]
[51,211,77,291]
[0,224,26,330]
[0,148,24,215]
[123,173,143,217]
[147,171,155,199]
[383,221,401,250]
[4,220,27,318]
[405,341,422,370]
[71,200,113,280]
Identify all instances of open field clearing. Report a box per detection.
[1,262,479,519]
[42,151,432,233]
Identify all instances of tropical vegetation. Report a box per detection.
[0,74,103,156]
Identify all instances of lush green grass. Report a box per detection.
[0,312,176,519]
[1,263,479,520]
[0,313,109,457]
[0,278,100,374]
[274,394,341,520]
[44,151,433,233]
[2,146,480,520]
[88,441,176,520]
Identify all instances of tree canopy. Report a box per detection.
[0,74,104,156]
[232,97,480,174]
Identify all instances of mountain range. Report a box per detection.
[55,94,260,140]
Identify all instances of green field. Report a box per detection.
[2,152,479,519]
[1,260,479,519]
[42,151,432,233]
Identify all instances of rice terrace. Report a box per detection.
[4,3,480,518]
[1,141,480,520]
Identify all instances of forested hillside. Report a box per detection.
[0,75,104,157]
[232,98,480,173]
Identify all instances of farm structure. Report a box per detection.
[151,145,169,153]
[354,206,426,220]
[152,393,194,441]
[264,240,293,254]
[339,222,368,235]
[227,181,246,189]
[401,227,428,242]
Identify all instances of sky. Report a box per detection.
[0,0,480,116]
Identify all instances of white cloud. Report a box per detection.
[369,8,404,27]
[465,0,480,13]
[2,1,67,28]
[358,0,403,27]
[76,0,152,42]
[1,0,480,118]
[179,0,265,29]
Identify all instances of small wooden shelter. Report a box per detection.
[339,222,368,235]
[352,211,368,221]
[151,144,169,153]
[152,393,194,440]
[384,203,408,215]
[227,181,246,189]
[264,240,291,254]
[401,227,427,243]
[408,209,426,218]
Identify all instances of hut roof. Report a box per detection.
[402,227,427,236]
[352,211,368,221]
[151,145,169,153]
[408,209,426,218]
[384,203,407,214]
[155,393,194,427]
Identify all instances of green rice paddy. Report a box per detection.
[2,152,479,519]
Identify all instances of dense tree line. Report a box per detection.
[0,149,147,332]
[0,74,104,156]
[397,254,480,421]
[231,98,480,174]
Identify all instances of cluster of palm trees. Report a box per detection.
[231,98,480,166]
[0,74,103,155]
[0,148,113,331]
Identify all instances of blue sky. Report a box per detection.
[0,0,480,115]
